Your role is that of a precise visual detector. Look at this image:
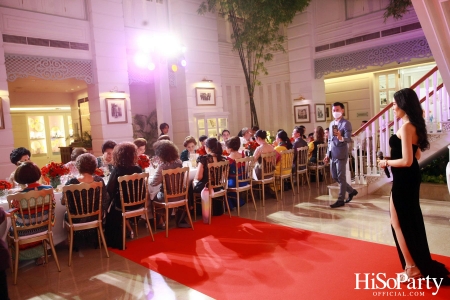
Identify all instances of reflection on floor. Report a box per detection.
[6,182,450,299]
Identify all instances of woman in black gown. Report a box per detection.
[378,88,450,284]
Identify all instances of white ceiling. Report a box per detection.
[8,76,87,93]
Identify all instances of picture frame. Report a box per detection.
[0,98,4,129]
[105,98,127,124]
[315,103,326,122]
[326,104,332,121]
[294,104,310,123]
[195,88,216,106]
[342,102,349,117]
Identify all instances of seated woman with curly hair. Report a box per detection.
[64,147,87,177]
[105,142,142,250]
[180,136,197,162]
[149,140,185,228]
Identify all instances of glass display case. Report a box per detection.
[194,112,229,139]
[28,116,48,155]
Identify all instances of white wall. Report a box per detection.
[325,73,374,129]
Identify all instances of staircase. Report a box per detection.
[328,66,450,197]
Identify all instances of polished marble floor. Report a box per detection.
[6,182,450,299]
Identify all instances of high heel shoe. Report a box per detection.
[129,230,134,239]
[400,265,422,281]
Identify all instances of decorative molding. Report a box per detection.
[5,54,93,84]
[314,36,432,78]
[440,122,450,132]
[427,133,441,143]
[168,70,176,87]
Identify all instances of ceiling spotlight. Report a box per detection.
[171,64,178,72]
[148,62,156,71]
[134,53,149,68]
[180,59,186,67]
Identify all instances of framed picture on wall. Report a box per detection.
[294,105,310,123]
[106,98,127,124]
[0,98,4,129]
[196,88,216,106]
[342,102,349,117]
[326,104,332,121]
[315,103,326,122]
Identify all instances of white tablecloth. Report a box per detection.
[1,192,67,245]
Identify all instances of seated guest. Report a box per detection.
[221,129,231,155]
[253,130,276,179]
[273,131,293,191]
[307,132,314,143]
[9,147,31,187]
[149,140,186,228]
[133,138,147,156]
[97,140,116,174]
[62,153,107,248]
[157,135,171,141]
[180,136,197,162]
[159,123,169,136]
[12,162,54,264]
[196,135,208,155]
[226,136,246,210]
[238,128,252,151]
[191,138,226,215]
[65,148,87,177]
[105,142,142,249]
[292,126,307,169]
[308,126,325,163]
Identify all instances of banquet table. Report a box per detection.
[1,191,67,245]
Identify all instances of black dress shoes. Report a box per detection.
[345,190,358,203]
[330,200,345,208]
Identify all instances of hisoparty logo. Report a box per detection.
[354,273,444,296]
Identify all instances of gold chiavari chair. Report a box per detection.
[227,157,257,216]
[308,144,328,188]
[118,173,154,250]
[274,149,296,200]
[7,188,61,284]
[252,151,279,206]
[153,167,194,237]
[194,160,231,224]
[295,146,310,192]
[62,181,109,266]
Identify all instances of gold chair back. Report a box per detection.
[118,172,149,210]
[207,160,230,190]
[162,167,190,202]
[7,188,54,238]
[317,144,328,164]
[62,181,104,224]
[296,146,309,173]
[278,149,295,176]
[260,151,277,178]
[233,156,254,187]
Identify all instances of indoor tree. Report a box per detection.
[384,0,413,21]
[198,0,310,127]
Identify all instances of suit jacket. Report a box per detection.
[292,137,307,165]
[327,118,352,160]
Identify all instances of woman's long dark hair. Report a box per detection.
[277,130,292,149]
[393,88,429,151]
[205,137,223,157]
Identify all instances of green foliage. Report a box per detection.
[420,151,449,184]
[383,0,412,21]
[198,0,311,127]
[70,131,92,148]
[132,110,158,155]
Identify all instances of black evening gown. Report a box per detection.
[390,135,450,284]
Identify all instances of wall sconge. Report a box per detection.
[294,95,305,101]
[202,77,213,83]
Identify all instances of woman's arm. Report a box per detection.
[149,165,163,186]
[196,162,204,181]
[253,146,261,162]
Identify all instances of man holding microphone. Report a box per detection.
[324,102,358,208]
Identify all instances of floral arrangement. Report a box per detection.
[265,131,276,145]
[94,168,104,177]
[0,180,12,190]
[41,162,69,187]
[245,140,259,156]
[197,146,207,156]
[138,154,150,169]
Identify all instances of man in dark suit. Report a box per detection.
[292,126,307,170]
[324,102,358,208]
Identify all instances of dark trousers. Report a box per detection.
[0,269,9,300]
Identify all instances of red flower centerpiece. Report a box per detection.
[41,162,70,188]
[245,141,258,156]
[138,154,150,169]
[94,168,104,177]
[197,146,207,156]
[0,180,12,197]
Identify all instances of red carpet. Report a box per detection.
[111,216,450,299]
